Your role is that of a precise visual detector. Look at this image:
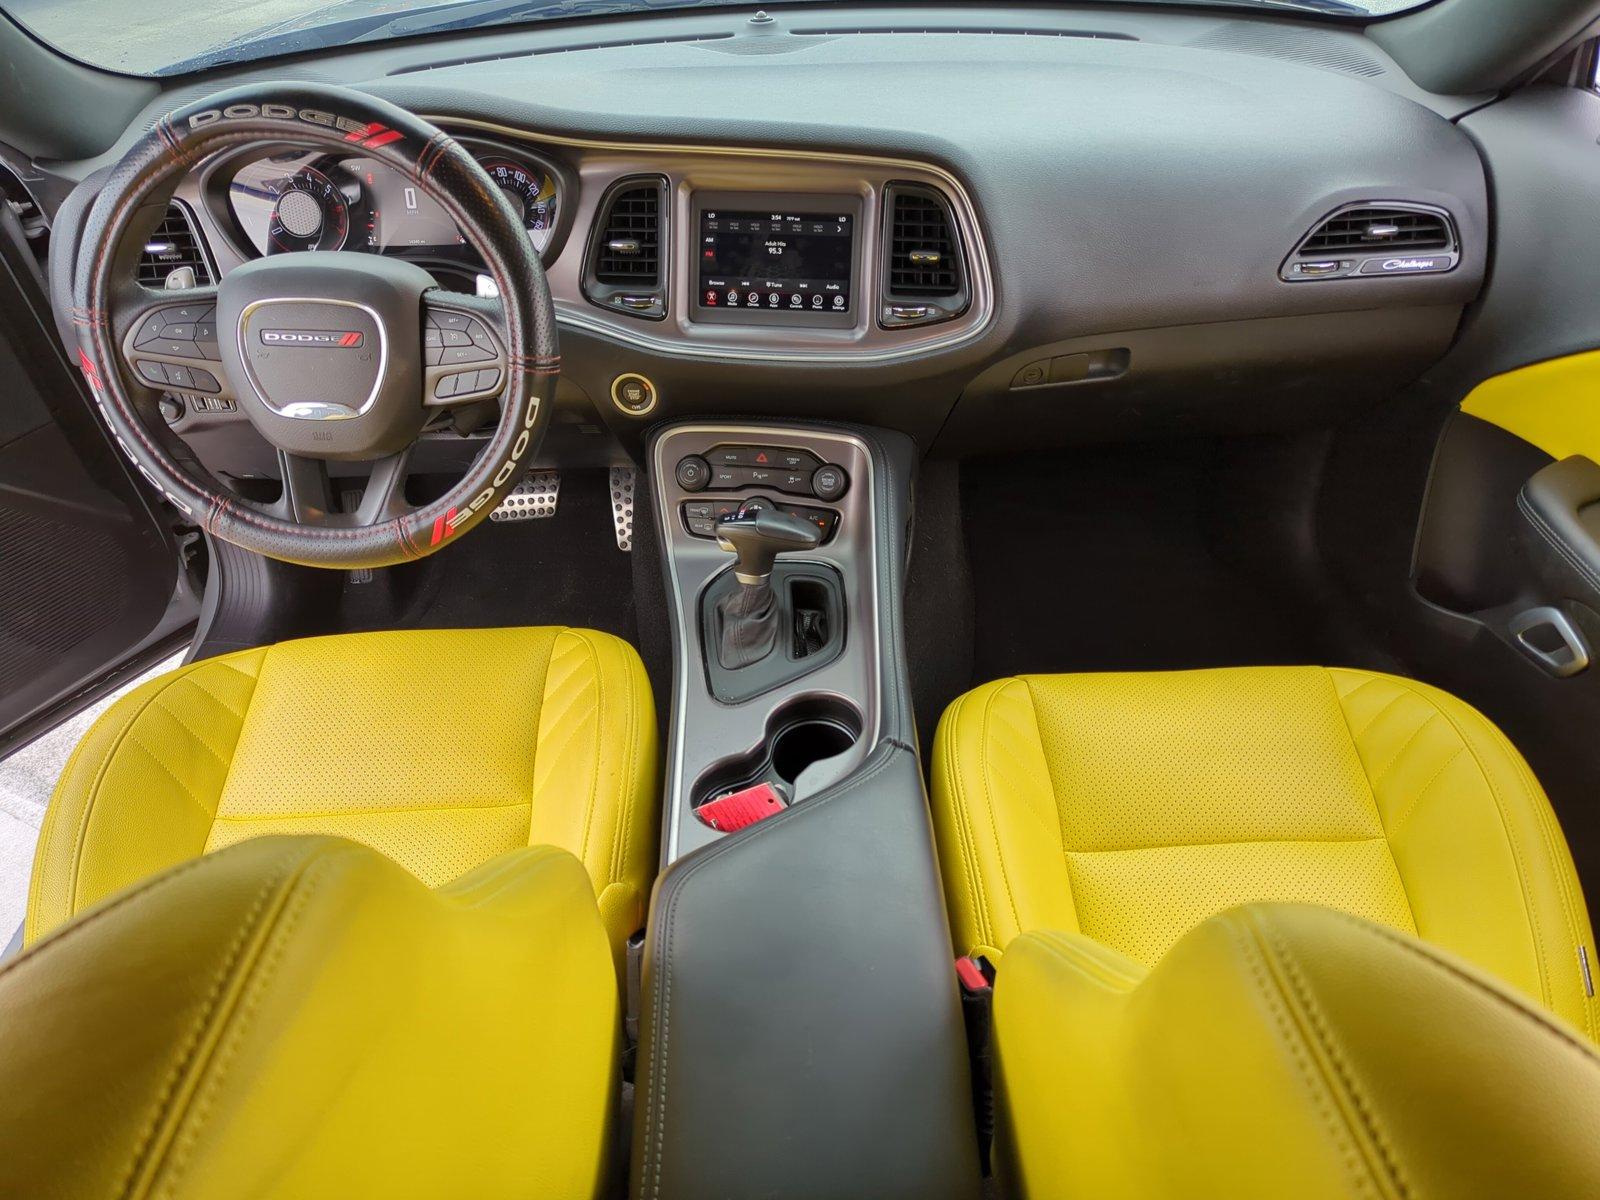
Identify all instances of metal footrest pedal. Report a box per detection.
[491,470,560,522]
[609,466,636,551]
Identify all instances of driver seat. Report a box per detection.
[24,626,658,968]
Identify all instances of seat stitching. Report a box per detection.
[113,844,311,1200]
[151,849,354,1196]
[1028,930,1142,988]
[1321,908,1600,1064]
[1260,920,1413,1199]
[1064,834,1391,855]
[1350,691,1408,742]
[1486,714,1598,1040]
[1020,933,1139,992]
[1233,915,1381,1198]
[121,735,214,820]
[565,629,607,876]
[978,682,1025,939]
[3,841,265,984]
[1379,678,1554,1011]
[1369,712,1441,789]
[943,689,991,951]
[207,800,530,823]
[1384,746,1464,838]
[611,638,639,891]
[64,658,261,920]
[1327,671,1416,932]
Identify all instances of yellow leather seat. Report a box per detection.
[26,626,658,968]
[0,835,620,1198]
[932,666,1598,1035]
[992,902,1600,1199]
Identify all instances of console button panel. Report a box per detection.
[681,495,839,542]
[685,444,847,501]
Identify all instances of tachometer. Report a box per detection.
[266,165,356,253]
[479,157,559,253]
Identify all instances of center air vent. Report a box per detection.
[880,183,969,328]
[1282,201,1458,282]
[585,176,668,319]
[137,202,213,286]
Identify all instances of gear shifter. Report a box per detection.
[712,504,823,669]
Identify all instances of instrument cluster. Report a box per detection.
[225,143,566,265]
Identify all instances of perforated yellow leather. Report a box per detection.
[931,666,1599,1036]
[0,835,620,1199]
[26,627,658,967]
[992,904,1600,1200]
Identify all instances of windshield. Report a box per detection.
[4,0,1431,77]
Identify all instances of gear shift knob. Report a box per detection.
[715,505,823,584]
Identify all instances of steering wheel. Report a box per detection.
[68,83,557,569]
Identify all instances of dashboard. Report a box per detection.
[39,4,1495,472]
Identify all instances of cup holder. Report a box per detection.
[691,694,864,826]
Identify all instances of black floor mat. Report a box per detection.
[961,441,1327,685]
[336,469,637,642]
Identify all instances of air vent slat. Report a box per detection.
[595,186,661,285]
[889,191,961,297]
[137,204,212,286]
[1300,206,1450,255]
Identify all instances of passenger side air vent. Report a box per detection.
[136,202,213,287]
[1281,202,1458,283]
[879,183,969,328]
[584,176,667,320]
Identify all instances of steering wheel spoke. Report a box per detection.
[351,448,415,526]
[274,450,334,524]
[421,294,510,407]
[116,282,235,404]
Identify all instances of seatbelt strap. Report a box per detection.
[956,955,996,1175]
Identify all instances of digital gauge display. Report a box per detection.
[229,150,563,259]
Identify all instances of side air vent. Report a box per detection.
[1281,201,1459,283]
[136,202,213,287]
[584,176,667,320]
[879,183,969,328]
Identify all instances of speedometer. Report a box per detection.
[479,157,560,253]
[266,165,355,253]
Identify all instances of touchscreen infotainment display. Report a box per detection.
[697,210,853,315]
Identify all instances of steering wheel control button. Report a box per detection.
[137,360,168,385]
[610,373,658,416]
[811,464,849,502]
[676,455,712,492]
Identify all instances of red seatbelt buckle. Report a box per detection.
[956,955,994,995]
[697,781,786,832]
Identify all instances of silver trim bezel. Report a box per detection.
[235,296,389,421]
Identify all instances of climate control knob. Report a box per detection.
[676,454,711,492]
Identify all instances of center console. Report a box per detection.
[651,422,880,863]
[634,419,979,1200]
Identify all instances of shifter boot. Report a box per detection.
[716,581,780,670]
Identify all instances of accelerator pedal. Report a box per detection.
[490,470,560,522]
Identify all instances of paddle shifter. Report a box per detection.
[713,502,823,669]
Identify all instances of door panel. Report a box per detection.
[0,206,193,752]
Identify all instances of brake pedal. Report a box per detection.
[490,470,560,522]
[609,466,636,552]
